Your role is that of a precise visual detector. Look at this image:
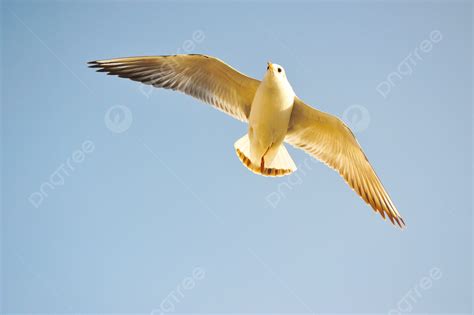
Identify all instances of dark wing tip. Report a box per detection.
[388,212,406,230]
[87,61,112,74]
[369,198,405,229]
[397,216,406,229]
[88,61,102,69]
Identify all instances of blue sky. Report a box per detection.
[2,0,472,313]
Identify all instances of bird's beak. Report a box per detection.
[267,61,273,70]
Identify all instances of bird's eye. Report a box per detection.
[267,66,269,70]
[278,68,282,73]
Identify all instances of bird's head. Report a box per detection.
[266,61,286,79]
[263,61,293,93]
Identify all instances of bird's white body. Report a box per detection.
[248,63,295,167]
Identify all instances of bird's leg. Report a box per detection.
[260,145,272,173]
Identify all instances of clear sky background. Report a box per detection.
[1,0,472,313]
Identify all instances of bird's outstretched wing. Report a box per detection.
[89,54,260,122]
[286,97,404,228]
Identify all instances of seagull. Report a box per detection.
[89,54,405,228]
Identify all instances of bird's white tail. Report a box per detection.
[234,134,297,177]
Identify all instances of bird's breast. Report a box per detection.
[248,83,295,144]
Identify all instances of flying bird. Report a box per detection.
[89,54,404,228]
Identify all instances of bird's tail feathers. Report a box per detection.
[234,134,296,177]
